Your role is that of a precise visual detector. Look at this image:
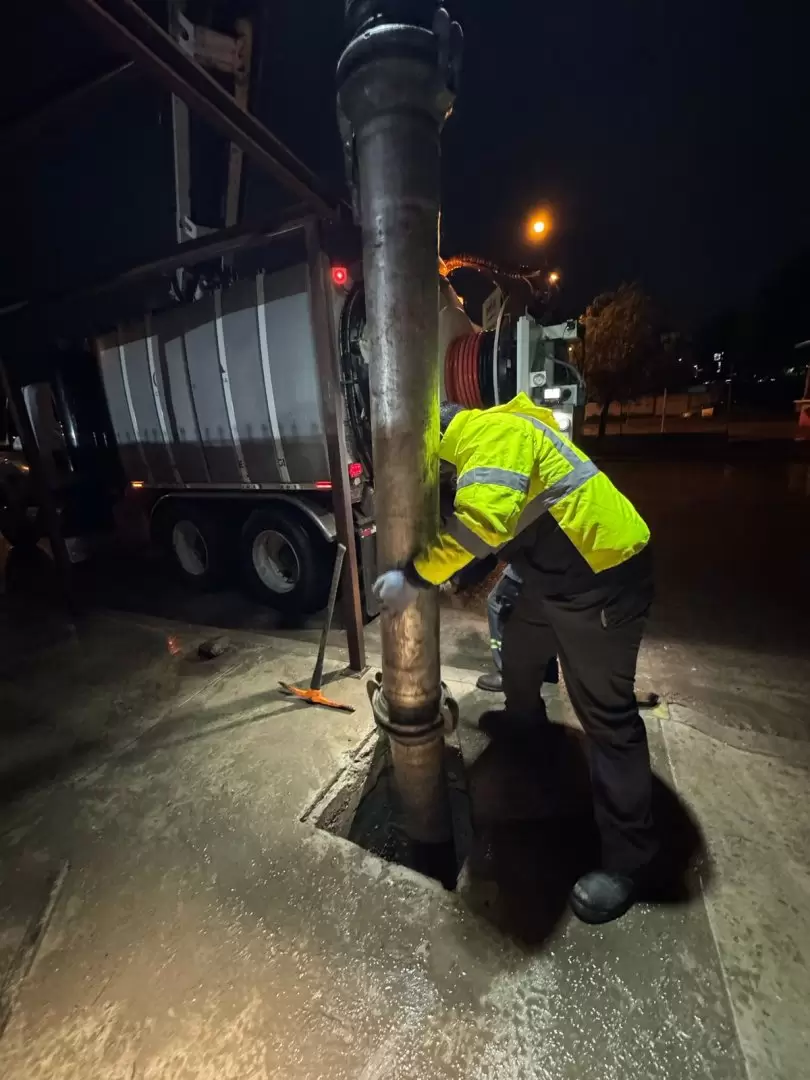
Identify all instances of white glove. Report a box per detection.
[372,569,420,614]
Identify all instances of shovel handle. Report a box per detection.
[311,542,346,691]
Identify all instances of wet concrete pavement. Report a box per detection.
[0,456,808,1076]
[0,609,807,1077]
[23,456,805,743]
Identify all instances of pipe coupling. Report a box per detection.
[367,673,458,744]
[337,6,462,218]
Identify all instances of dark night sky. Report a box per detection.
[252,0,810,325]
[443,0,810,325]
[4,1,810,331]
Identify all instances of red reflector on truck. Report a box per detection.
[331,265,349,287]
[315,481,332,490]
[348,462,363,479]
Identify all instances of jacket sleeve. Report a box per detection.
[410,422,535,586]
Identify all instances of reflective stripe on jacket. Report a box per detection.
[413,392,650,586]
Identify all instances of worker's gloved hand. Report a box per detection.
[373,569,420,614]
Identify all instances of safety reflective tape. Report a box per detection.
[457,466,530,493]
[512,460,598,536]
[445,514,496,558]
[516,412,584,468]
[505,412,600,535]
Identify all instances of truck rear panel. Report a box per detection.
[96,264,340,493]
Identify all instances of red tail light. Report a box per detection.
[348,462,363,479]
[331,265,349,287]
[315,480,332,490]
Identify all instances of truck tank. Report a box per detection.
[92,259,473,615]
[96,268,472,494]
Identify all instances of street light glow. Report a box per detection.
[548,270,560,285]
[527,210,552,243]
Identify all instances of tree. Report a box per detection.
[579,283,658,436]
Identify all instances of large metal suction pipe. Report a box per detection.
[338,3,462,843]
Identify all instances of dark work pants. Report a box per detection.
[486,567,523,672]
[501,565,656,874]
[487,566,559,683]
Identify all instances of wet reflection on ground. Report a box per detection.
[1,456,808,737]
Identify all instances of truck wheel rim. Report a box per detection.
[172,520,208,576]
[252,529,300,594]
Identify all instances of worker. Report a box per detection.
[373,394,655,924]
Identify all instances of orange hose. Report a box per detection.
[446,332,485,407]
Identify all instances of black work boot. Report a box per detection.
[476,670,503,692]
[569,870,637,924]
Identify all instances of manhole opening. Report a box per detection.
[303,732,471,890]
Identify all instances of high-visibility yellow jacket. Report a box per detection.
[412,393,650,587]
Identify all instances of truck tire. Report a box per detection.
[239,507,331,615]
[151,502,228,591]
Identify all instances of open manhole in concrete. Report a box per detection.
[303,730,472,890]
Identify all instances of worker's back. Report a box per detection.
[443,394,651,594]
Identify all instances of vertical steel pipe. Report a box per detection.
[338,4,462,843]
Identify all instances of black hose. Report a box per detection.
[338,281,374,477]
[478,328,495,405]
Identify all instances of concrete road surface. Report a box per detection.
[0,607,806,1079]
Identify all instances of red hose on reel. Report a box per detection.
[445,332,484,408]
[459,334,473,405]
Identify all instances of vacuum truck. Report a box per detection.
[1,244,582,618]
[88,233,477,617]
[91,234,583,612]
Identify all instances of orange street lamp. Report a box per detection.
[527,211,552,242]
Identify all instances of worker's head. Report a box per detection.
[439,401,465,437]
